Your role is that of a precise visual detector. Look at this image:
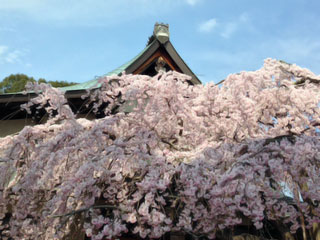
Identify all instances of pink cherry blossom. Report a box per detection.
[1,59,320,239]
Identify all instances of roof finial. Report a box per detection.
[153,23,170,44]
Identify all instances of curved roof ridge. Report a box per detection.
[60,41,155,92]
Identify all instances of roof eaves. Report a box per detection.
[60,40,158,93]
[125,40,160,74]
[164,41,201,85]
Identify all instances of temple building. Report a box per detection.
[0,23,201,137]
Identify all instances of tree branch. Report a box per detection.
[51,205,120,218]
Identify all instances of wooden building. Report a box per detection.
[0,23,201,137]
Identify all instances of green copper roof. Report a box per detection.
[59,43,152,92]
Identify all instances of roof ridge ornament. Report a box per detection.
[153,22,170,44]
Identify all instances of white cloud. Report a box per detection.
[0,45,8,56]
[5,50,23,63]
[219,12,250,38]
[0,46,26,64]
[198,13,249,37]
[198,18,217,33]
[220,22,237,38]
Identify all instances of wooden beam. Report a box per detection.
[133,48,181,75]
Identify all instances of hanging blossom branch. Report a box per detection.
[0,59,320,240]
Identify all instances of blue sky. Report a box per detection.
[0,0,319,84]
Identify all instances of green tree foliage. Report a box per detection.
[0,74,77,93]
[0,74,35,93]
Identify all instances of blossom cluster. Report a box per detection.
[0,59,320,239]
